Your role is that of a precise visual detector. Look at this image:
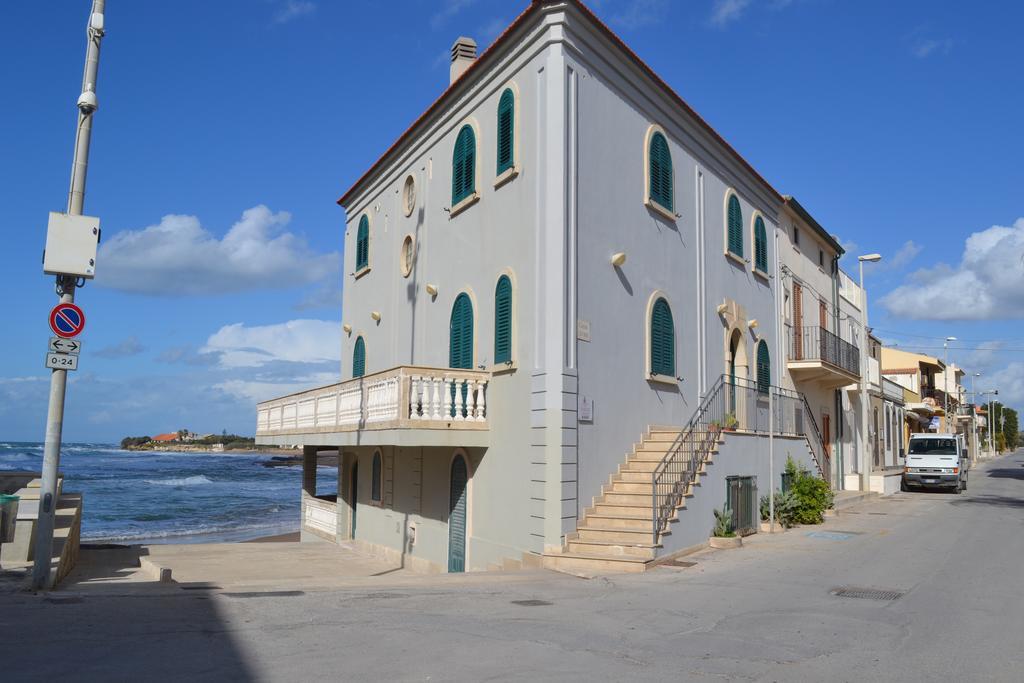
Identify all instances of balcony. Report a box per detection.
[787,325,861,389]
[256,366,490,448]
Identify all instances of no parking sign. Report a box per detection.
[49,303,86,339]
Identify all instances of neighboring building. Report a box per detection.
[835,269,867,490]
[776,197,859,488]
[151,433,178,443]
[881,348,947,447]
[256,0,829,573]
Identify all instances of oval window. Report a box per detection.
[402,175,416,217]
[400,234,415,277]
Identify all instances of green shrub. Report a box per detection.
[712,507,735,537]
[759,490,799,528]
[790,473,833,524]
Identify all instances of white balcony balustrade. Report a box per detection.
[256,366,490,438]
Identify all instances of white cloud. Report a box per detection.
[886,240,922,269]
[273,0,316,24]
[431,0,479,30]
[202,319,340,368]
[94,337,145,359]
[912,37,953,59]
[97,205,338,296]
[881,218,1024,320]
[608,0,670,30]
[710,0,752,26]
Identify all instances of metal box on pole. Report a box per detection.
[43,212,100,279]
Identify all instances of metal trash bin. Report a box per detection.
[0,494,20,544]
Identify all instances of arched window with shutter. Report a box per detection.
[356,215,369,271]
[494,275,512,364]
[754,216,768,273]
[449,293,474,370]
[756,340,770,394]
[727,194,743,258]
[352,336,366,379]
[452,125,476,205]
[648,131,673,212]
[497,89,515,174]
[649,297,675,378]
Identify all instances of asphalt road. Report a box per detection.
[2,451,1023,682]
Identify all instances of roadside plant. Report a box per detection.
[779,455,833,525]
[712,507,735,537]
[759,490,799,528]
[723,413,739,431]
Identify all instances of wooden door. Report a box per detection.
[793,283,804,360]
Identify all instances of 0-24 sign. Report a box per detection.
[45,352,79,372]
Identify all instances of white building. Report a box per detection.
[256,0,831,573]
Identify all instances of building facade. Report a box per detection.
[256,0,830,573]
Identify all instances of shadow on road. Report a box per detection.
[949,494,1024,509]
[984,466,1024,481]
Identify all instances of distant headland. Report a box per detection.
[120,430,294,454]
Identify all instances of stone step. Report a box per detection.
[543,551,649,575]
[582,513,654,530]
[599,492,653,506]
[621,459,661,473]
[566,540,657,559]
[575,526,664,544]
[592,502,655,517]
[627,449,671,462]
[615,470,656,483]
[604,481,650,494]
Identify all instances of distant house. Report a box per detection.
[151,433,178,443]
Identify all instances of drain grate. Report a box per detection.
[222,591,305,598]
[831,586,905,601]
[511,599,553,607]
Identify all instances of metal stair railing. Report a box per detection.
[650,376,728,544]
[651,375,832,543]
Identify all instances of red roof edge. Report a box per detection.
[338,0,784,209]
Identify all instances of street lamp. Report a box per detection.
[971,372,981,462]
[858,253,881,492]
[943,337,957,433]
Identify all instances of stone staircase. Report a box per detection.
[544,426,717,574]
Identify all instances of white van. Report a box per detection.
[902,433,969,493]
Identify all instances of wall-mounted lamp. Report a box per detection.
[748,319,759,329]
[370,311,382,322]
[610,252,627,267]
[425,283,439,297]
[342,323,352,335]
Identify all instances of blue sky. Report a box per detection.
[2,0,1022,442]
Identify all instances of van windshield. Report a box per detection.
[909,439,957,455]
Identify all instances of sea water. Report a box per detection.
[0,442,337,544]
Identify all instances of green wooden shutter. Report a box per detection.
[757,340,770,394]
[449,294,473,369]
[727,195,743,257]
[352,336,366,378]
[494,276,512,364]
[754,216,768,272]
[650,297,675,377]
[356,215,369,271]
[648,132,673,212]
[452,125,476,205]
[448,456,468,572]
[371,452,382,502]
[497,89,514,174]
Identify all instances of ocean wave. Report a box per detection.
[143,475,214,486]
[81,519,298,544]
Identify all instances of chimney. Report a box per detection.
[450,36,477,85]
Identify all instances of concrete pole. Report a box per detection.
[858,260,871,492]
[32,0,105,591]
[943,342,949,432]
[971,374,979,464]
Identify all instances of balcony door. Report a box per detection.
[792,283,803,360]
[449,294,474,370]
[448,454,468,573]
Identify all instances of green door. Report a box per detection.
[350,462,358,539]
[448,456,468,573]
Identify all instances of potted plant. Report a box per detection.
[723,413,739,432]
[708,420,722,437]
[709,507,742,548]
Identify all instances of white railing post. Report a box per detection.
[409,376,420,419]
[445,377,457,420]
[474,380,487,421]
